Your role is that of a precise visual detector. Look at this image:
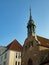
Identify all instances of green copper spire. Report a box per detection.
[27,8,36,37]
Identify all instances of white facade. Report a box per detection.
[0,46,21,65]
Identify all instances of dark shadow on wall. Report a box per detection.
[40,60,49,65]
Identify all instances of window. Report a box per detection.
[3,61,6,65]
[0,50,1,55]
[1,56,3,61]
[0,56,1,62]
[16,53,17,58]
[16,52,21,58]
[4,53,7,59]
[18,52,21,58]
[18,62,21,65]
[28,42,33,47]
[15,61,17,65]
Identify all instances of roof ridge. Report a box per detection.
[6,39,18,47]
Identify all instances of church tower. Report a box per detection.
[22,9,41,65]
[22,8,49,65]
[27,8,36,37]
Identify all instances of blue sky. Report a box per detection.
[0,0,49,46]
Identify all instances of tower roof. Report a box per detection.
[27,8,36,37]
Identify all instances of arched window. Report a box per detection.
[28,58,33,65]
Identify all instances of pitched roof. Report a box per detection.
[24,35,49,48]
[37,36,49,48]
[6,39,23,51]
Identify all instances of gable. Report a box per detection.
[7,39,23,51]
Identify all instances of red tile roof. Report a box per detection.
[7,39,23,51]
[24,35,49,48]
[6,35,49,51]
[37,36,49,64]
[37,36,49,47]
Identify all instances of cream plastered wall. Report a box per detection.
[8,50,21,65]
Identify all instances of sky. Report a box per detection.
[0,0,49,46]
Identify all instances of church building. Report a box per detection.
[22,9,49,65]
[0,9,49,65]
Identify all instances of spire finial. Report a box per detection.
[30,7,32,20]
[30,8,31,16]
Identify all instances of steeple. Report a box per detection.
[27,8,36,37]
[30,8,32,20]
